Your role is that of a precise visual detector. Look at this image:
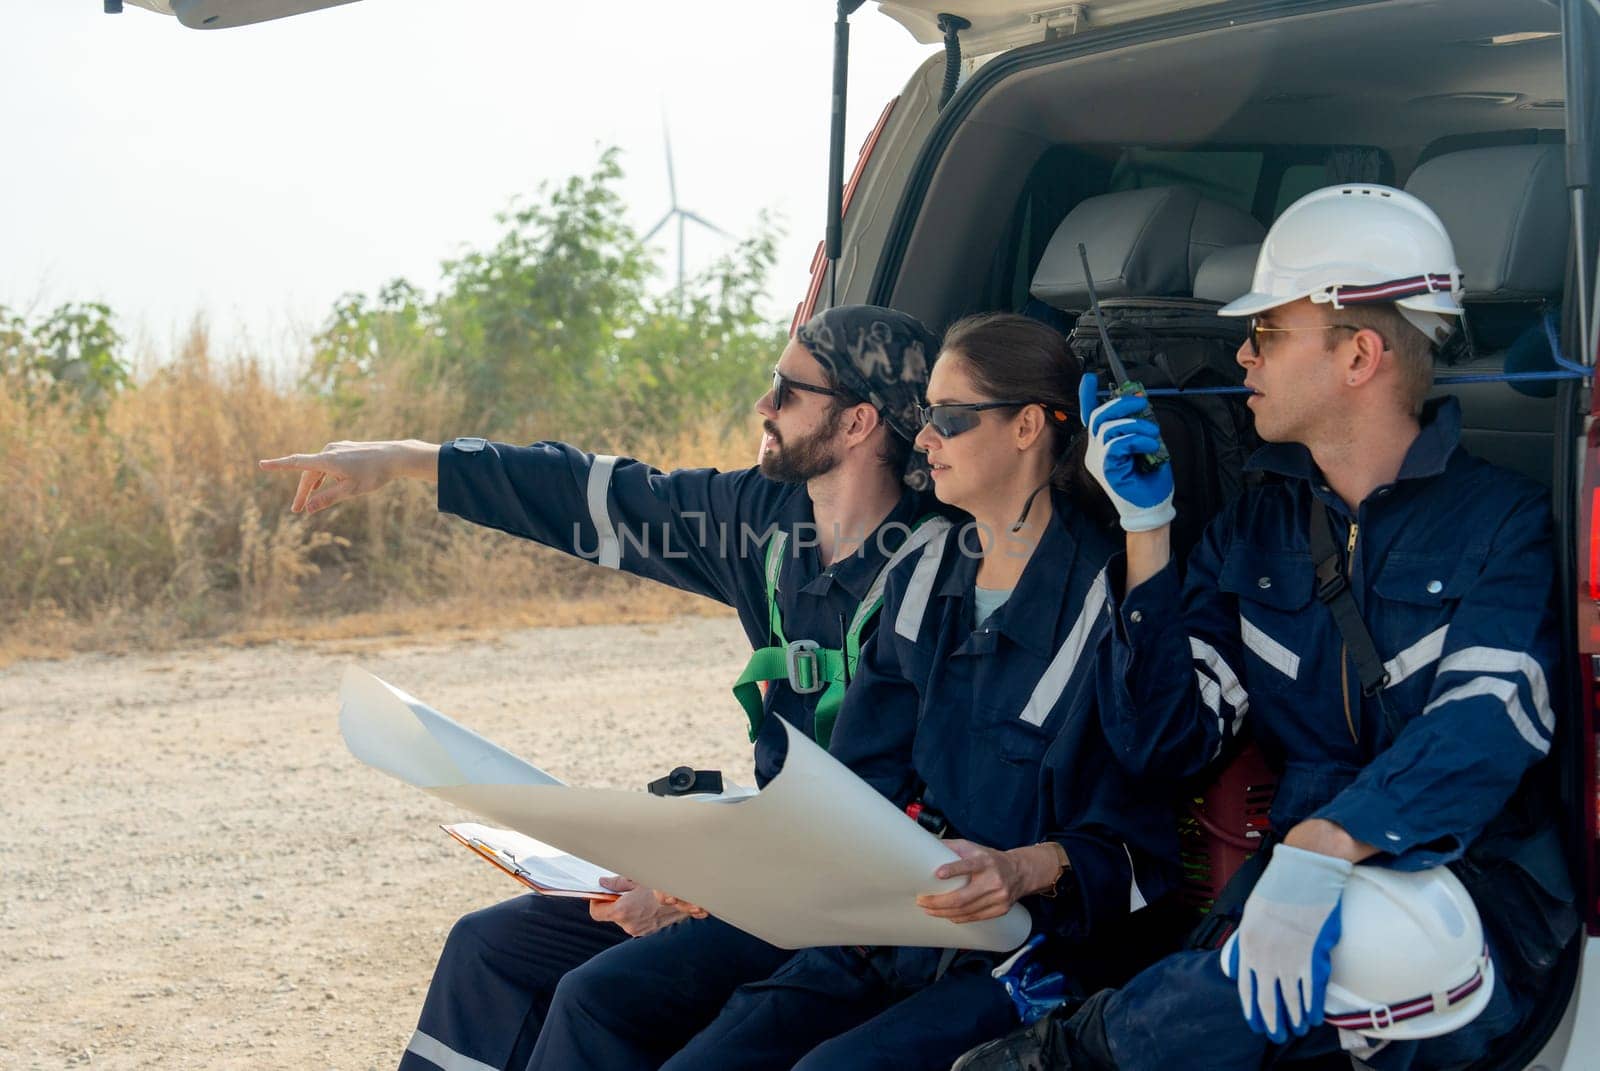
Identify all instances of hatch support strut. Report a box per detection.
[1563,0,1594,364]
[826,1,869,310]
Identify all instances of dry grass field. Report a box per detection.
[0,323,760,669]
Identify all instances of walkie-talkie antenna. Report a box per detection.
[1076,242,1170,471]
[1077,242,1132,385]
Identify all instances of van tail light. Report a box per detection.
[1578,423,1600,933]
[1583,657,1600,935]
[791,96,899,335]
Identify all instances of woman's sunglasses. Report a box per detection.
[915,400,1029,438]
[770,368,845,411]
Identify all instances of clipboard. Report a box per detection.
[442,822,620,901]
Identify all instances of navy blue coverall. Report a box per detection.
[529,494,1182,1071]
[1094,398,1559,1070]
[398,437,927,1071]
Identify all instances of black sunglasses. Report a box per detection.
[771,368,844,411]
[915,400,1030,438]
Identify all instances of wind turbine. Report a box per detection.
[644,121,730,301]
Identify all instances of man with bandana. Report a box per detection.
[259,305,941,1071]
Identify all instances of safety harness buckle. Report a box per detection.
[1188,912,1238,952]
[785,639,825,694]
[1314,569,1348,603]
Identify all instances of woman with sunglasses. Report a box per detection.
[533,313,1183,1071]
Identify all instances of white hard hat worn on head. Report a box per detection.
[1321,865,1493,1041]
[1219,185,1465,344]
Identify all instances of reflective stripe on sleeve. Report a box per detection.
[1435,646,1554,734]
[1195,669,1225,743]
[1019,569,1108,727]
[1239,614,1300,680]
[586,454,622,569]
[1190,637,1248,735]
[405,1030,500,1071]
[1383,625,1448,688]
[1423,677,1551,754]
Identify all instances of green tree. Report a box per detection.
[614,220,786,435]
[0,302,129,414]
[307,148,782,443]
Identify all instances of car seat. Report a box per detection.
[1405,142,1570,487]
[1027,185,1265,562]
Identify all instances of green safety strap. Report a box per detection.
[735,531,854,745]
[731,519,929,750]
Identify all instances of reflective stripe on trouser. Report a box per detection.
[528,915,793,1071]
[659,945,1017,1071]
[397,894,627,1071]
[1095,946,1523,1071]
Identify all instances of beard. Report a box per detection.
[759,411,845,484]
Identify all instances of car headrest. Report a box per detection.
[1193,243,1261,305]
[1404,144,1568,300]
[1030,186,1265,309]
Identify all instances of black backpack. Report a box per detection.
[1067,298,1258,562]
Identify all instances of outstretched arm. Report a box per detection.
[258,438,439,514]
[262,437,771,606]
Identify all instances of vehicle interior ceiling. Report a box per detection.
[888,0,1571,489]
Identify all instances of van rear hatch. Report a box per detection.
[877,0,1233,57]
[120,0,360,30]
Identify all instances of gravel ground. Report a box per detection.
[0,615,753,1070]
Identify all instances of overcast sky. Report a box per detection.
[0,0,934,362]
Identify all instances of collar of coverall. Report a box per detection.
[780,487,929,603]
[1245,395,1463,486]
[934,489,1091,660]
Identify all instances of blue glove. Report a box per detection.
[1077,374,1175,532]
[1220,844,1353,1042]
[990,934,1068,1025]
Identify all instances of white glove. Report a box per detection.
[1221,844,1352,1042]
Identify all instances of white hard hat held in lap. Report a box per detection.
[1219,185,1465,345]
[1322,865,1494,1041]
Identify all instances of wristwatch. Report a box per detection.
[451,436,488,453]
[1039,841,1072,899]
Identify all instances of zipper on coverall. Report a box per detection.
[1339,520,1360,743]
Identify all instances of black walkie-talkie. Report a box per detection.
[1077,242,1170,472]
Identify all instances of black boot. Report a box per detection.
[950,990,1120,1071]
[951,1012,1075,1071]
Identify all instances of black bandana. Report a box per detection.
[796,305,938,490]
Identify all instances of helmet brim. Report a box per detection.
[1216,290,1308,318]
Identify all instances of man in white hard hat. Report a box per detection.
[960,185,1575,1069]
